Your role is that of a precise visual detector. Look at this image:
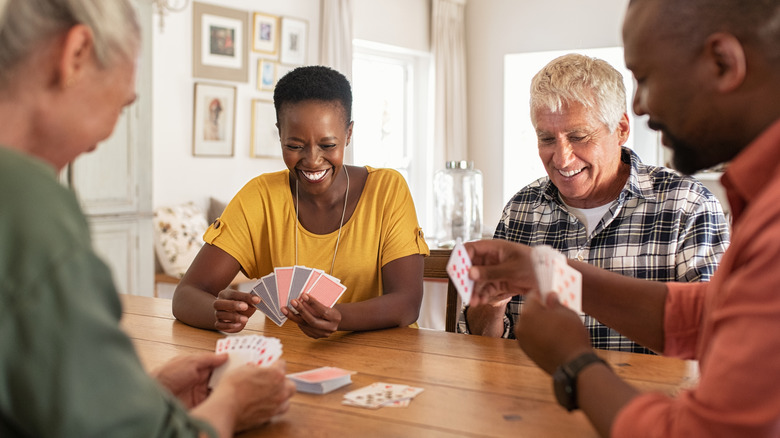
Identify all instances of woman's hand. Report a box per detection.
[152,352,229,409]
[213,289,259,333]
[282,294,342,339]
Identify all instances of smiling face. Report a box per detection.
[534,101,630,208]
[278,100,353,197]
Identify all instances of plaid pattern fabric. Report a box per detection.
[460,148,730,354]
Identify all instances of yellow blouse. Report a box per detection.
[203,166,429,305]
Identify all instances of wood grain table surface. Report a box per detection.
[120,294,699,437]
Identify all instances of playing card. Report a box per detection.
[301,269,324,295]
[307,273,346,308]
[260,273,280,311]
[209,335,283,388]
[446,239,474,305]
[531,245,582,313]
[288,266,314,305]
[274,267,294,310]
[342,382,424,409]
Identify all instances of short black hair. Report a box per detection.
[273,65,352,126]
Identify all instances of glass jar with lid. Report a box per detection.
[432,160,483,248]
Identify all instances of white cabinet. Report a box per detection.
[65,0,154,296]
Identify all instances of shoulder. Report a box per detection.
[364,166,410,191]
[645,165,718,201]
[506,176,550,206]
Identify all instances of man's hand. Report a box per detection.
[516,292,592,374]
[465,239,537,305]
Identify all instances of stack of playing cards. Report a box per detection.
[446,239,474,305]
[530,245,582,313]
[287,366,355,394]
[251,266,347,326]
[342,382,424,409]
[208,334,283,388]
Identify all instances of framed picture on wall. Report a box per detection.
[252,12,279,55]
[192,2,249,82]
[251,99,281,158]
[257,59,276,91]
[193,83,236,157]
[279,17,308,65]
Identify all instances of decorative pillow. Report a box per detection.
[153,203,208,278]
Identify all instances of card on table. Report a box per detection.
[287,366,355,394]
[446,239,474,305]
[209,334,283,388]
[530,245,582,313]
[342,382,424,409]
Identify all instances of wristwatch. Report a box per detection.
[552,352,608,411]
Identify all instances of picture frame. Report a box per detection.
[257,59,276,91]
[252,12,279,55]
[251,99,281,158]
[280,17,308,66]
[192,2,249,82]
[193,83,236,157]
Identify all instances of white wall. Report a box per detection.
[152,0,321,210]
[152,0,430,212]
[464,0,630,230]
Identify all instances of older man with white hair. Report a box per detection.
[461,54,730,354]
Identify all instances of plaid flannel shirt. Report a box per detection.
[459,148,730,354]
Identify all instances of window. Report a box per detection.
[351,40,433,229]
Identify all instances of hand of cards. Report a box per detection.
[208,334,283,388]
[530,245,582,313]
[342,382,424,409]
[251,266,347,326]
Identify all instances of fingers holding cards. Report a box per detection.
[530,245,582,313]
[209,334,283,388]
[251,266,346,327]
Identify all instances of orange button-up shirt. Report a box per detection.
[613,118,780,437]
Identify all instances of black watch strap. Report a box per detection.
[553,352,609,411]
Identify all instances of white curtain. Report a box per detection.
[320,0,353,81]
[432,0,468,162]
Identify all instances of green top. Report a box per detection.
[0,147,214,437]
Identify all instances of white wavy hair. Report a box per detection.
[530,53,626,133]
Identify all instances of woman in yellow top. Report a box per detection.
[173,66,429,339]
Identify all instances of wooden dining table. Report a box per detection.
[120,294,699,437]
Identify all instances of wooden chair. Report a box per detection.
[424,249,459,333]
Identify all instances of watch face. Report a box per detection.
[553,367,577,411]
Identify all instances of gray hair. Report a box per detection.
[530,53,626,133]
[0,0,139,85]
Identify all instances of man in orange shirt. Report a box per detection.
[465,0,780,436]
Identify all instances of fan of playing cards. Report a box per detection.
[251,266,347,326]
[530,245,582,313]
[208,334,283,388]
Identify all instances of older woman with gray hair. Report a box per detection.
[0,1,294,437]
[461,53,730,353]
